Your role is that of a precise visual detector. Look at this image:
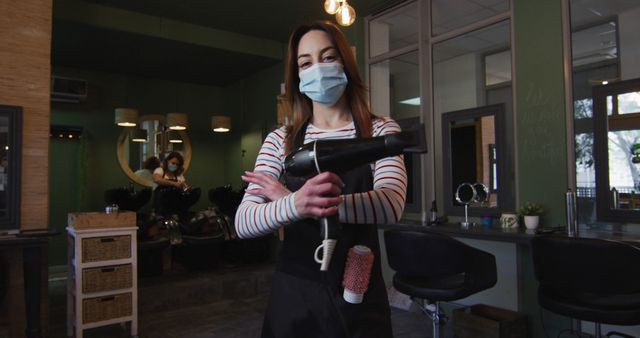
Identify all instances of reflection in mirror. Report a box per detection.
[117,115,191,187]
[0,105,21,231]
[570,0,640,222]
[594,78,640,220]
[443,104,510,216]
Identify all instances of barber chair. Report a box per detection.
[208,185,243,217]
[104,187,152,212]
[154,186,201,219]
[384,230,497,337]
[531,235,640,338]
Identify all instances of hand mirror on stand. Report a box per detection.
[473,182,490,207]
[455,182,477,228]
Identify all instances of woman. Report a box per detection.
[153,152,188,190]
[235,21,407,338]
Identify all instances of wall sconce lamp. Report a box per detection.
[324,0,356,27]
[167,112,188,130]
[167,130,183,143]
[130,128,147,143]
[212,116,231,133]
[115,108,138,127]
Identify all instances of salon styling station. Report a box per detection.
[381,219,640,336]
[66,211,138,338]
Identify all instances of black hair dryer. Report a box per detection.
[284,130,418,271]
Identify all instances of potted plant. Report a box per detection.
[519,202,544,229]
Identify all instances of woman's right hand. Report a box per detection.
[294,172,344,219]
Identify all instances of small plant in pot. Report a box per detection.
[519,202,544,230]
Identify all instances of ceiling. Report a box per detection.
[52,0,402,86]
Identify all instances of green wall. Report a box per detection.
[49,67,231,265]
[223,63,285,189]
[514,0,569,336]
[514,0,569,226]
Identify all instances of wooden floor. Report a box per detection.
[48,263,449,338]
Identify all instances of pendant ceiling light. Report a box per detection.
[167,112,188,130]
[211,116,231,133]
[167,130,183,143]
[115,108,138,127]
[324,0,356,27]
[130,128,147,143]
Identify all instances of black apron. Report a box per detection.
[261,122,392,338]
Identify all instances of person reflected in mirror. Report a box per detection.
[134,156,160,183]
[235,21,406,338]
[153,152,189,191]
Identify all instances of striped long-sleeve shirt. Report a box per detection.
[235,118,407,239]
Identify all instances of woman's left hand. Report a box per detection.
[242,171,291,201]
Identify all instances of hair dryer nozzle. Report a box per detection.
[284,130,418,177]
[384,131,417,155]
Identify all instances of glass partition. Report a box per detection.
[433,19,514,216]
[370,50,420,119]
[368,2,419,58]
[431,0,509,36]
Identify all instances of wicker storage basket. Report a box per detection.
[68,211,136,229]
[82,264,132,293]
[81,235,131,263]
[82,293,132,324]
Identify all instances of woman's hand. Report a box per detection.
[294,172,344,219]
[242,171,291,201]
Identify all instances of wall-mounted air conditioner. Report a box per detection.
[51,76,88,103]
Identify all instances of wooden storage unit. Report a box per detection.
[67,211,137,338]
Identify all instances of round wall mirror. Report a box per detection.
[117,114,192,187]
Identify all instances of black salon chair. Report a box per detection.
[385,230,497,337]
[154,186,201,218]
[104,187,152,212]
[208,185,244,217]
[531,235,640,338]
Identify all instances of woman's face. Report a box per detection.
[296,30,342,72]
[168,158,180,168]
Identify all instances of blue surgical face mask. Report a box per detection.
[168,164,178,172]
[298,63,348,106]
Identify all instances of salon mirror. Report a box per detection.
[473,182,490,206]
[455,182,476,205]
[443,103,513,216]
[117,114,192,187]
[455,182,476,227]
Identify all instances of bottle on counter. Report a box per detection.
[611,187,619,209]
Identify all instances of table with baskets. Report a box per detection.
[66,211,138,338]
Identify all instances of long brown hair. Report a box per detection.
[284,20,376,155]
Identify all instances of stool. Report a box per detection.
[384,230,497,337]
[531,235,640,338]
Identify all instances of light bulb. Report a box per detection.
[324,0,341,15]
[336,2,356,27]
